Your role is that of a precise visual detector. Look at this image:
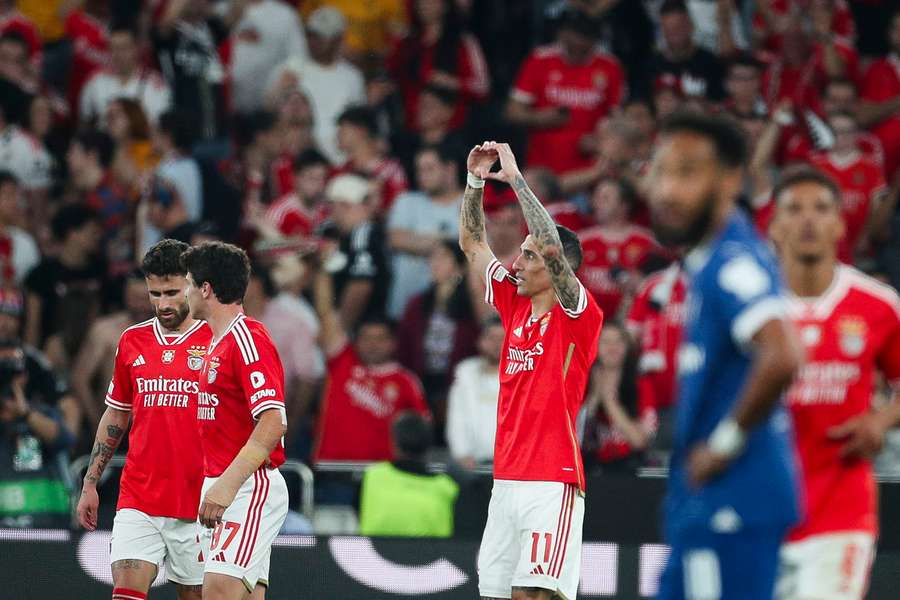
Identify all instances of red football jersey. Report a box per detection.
[861,56,900,180]
[577,225,659,317]
[64,10,108,113]
[625,267,686,420]
[197,314,286,477]
[264,193,329,238]
[546,201,592,233]
[511,44,624,175]
[753,0,855,53]
[809,152,887,263]
[105,318,211,519]
[785,266,900,541]
[313,344,430,462]
[485,259,604,490]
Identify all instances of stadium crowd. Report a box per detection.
[1,0,900,527]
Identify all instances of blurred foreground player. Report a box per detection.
[770,167,900,600]
[181,242,288,600]
[460,141,603,600]
[648,113,803,600]
[76,239,211,600]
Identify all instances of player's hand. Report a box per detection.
[686,443,732,488]
[466,142,498,179]
[483,142,523,185]
[77,485,99,531]
[198,480,239,528]
[827,413,888,459]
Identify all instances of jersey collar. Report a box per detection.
[208,313,245,353]
[152,318,205,346]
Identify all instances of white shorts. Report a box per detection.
[199,467,288,592]
[109,508,204,585]
[776,531,875,600]
[478,480,585,600]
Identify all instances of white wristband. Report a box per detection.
[708,418,746,459]
[467,172,485,189]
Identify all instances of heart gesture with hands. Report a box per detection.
[467,141,524,186]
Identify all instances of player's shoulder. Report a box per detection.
[228,315,275,364]
[840,266,900,319]
[626,224,657,244]
[119,318,156,342]
[531,43,564,61]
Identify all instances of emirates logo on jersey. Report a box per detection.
[838,317,867,358]
[504,342,544,375]
[161,350,175,364]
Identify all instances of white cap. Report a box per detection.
[325,174,370,205]
[306,7,347,39]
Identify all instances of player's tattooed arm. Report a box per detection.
[510,173,581,311]
[82,409,128,487]
[460,182,486,250]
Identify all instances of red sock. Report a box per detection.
[112,588,147,600]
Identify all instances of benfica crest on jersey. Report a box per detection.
[187,346,206,371]
[540,313,551,336]
[838,317,867,357]
[161,349,175,364]
[207,357,220,384]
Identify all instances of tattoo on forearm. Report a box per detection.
[83,422,125,486]
[511,175,581,310]
[461,184,486,247]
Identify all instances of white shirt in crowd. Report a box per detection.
[0,126,52,190]
[4,227,40,283]
[386,192,461,318]
[261,291,325,382]
[141,154,203,254]
[446,356,500,464]
[230,0,307,113]
[79,69,173,126]
[266,55,366,164]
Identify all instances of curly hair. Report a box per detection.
[180,242,251,305]
[141,238,190,278]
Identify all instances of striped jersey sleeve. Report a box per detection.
[232,318,287,421]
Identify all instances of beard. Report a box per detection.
[651,192,717,249]
[157,302,191,330]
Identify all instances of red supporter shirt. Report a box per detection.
[197,314,286,477]
[485,258,604,490]
[786,266,900,540]
[313,344,429,462]
[762,41,860,115]
[809,152,887,263]
[64,10,108,113]
[546,201,592,233]
[511,44,624,175]
[105,318,211,519]
[753,0,855,53]
[332,158,409,212]
[264,193,329,238]
[625,267,686,422]
[577,225,659,317]
[861,55,900,180]
[0,11,42,65]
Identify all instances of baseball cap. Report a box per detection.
[306,7,347,39]
[325,174,371,205]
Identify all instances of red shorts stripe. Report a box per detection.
[239,468,271,567]
[234,470,261,564]
[236,470,265,567]
[552,484,576,578]
[547,484,571,572]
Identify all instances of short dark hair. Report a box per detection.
[391,411,432,457]
[73,130,116,168]
[0,31,28,52]
[421,83,459,107]
[0,170,19,190]
[51,204,99,241]
[556,7,599,38]
[598,176,639,212]
[358,315,397,336]
[250,262,277,298]
[727,53,763,76]
[180,242,251,305]
[142,238,190,278]
[659,0,689,17]
[772,165,841,207]
[293,148,329,173]
[557,225,583,271]
[157,110,195,153]
[337,105,379,137]
[659,111,748,169]
[417,141,460,167]
[436,238,467,267]
[108,20,139,39]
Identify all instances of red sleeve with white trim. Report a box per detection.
[877,310,900,387]
[105,336,134,412]
[510,52,541,105]
[484,259,520,324]
[233,320,287,421]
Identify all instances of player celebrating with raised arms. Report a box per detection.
[647,113,804,600]
[460,141,604,600]
[180,242,288,600]
[76,239,211,600]
[770,167,900,600]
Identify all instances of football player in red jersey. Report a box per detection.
[460,141,603,600]
[181,242,288,600]
[770,166,900,600]
[76,239,211,600]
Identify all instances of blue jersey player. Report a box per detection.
[648,113,804,600]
